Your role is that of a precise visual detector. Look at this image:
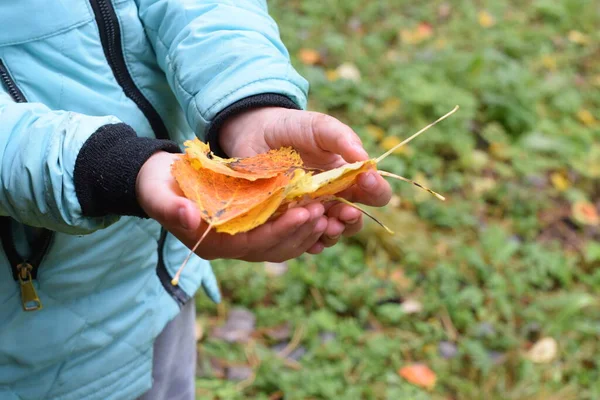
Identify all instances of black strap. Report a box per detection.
[156,228,190,308]
[0,217,53,280]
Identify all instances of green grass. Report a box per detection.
[195,1,600,398]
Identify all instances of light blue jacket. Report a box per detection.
[0,1,308,399]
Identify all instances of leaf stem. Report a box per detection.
[375,105,459,163]
[333,197,394,234]
[171,223,214,286]
[378,170,446,201]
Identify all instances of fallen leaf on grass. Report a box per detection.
[550,172,570,192]
[527,337,558,364]
[298,48,321,65]
[400,23,433,45]
[577,109,597,127]
[478,10,495,28]
[572,201,600,226]
[568,30,590,46]
[398,363,437,389]
[400,299,423,314]
[335,62,361,82]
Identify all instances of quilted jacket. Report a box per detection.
[0,1,308,399]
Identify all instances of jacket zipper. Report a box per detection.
[89,0,170,141]
[0,60,27,103]
[156,228,190,308]
[89,1,187,304]
[0,59,51,311]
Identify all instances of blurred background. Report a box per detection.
[195,1,600,398]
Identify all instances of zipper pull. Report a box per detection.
[17,263,43,311]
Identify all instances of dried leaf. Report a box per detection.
[572,201,600,226]
[527,337,558,364]
[325,69,339,82]
[336,62,361,82]
[400,23,433,45]
[398,363,437,389]
[568,30,590,45]
[185,138,303,180]
[298,48,321,65]
[541,54,557,71]
[172,156,291,233]
[478,10,495,28]
[577,109,597,127]
[550,172,570,192]
[401,299,423,314]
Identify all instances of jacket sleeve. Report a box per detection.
[134,0,309,138]
[0,92,180,234]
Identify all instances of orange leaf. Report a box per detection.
[298,48,321,65]
[172,155,291,233]
[572,201,600,226]
[184,138,304,180]
[478,10,495,28]
[398,363,436,389]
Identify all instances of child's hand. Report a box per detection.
[137,152,329,262]
[219,107,392,252]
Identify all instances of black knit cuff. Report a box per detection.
[74,123,181,218]
[206,93,301,158]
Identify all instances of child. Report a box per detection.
[0,1,391,399]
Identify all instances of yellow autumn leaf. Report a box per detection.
[216,188,286,234]
[577,109,597,127]
[478,10,495,28]
[378,97,402,119]
[325,69,339,82]
[568,30,590,45]
[550,172,570,192]
[541,55,557,71]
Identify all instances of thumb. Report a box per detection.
[265,110,370,163]
[307,112,370,162]
[145,188,201,232]
[174,199,202,231]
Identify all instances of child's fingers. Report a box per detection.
[336,171,392,207]
[239,206,312,256]
[248,210,324,262]
[319,217,345,248]
[241,202,324,260]
[295,216,328,253]
[306,241,325,255]
[326,203,362,224]
[324,203,363,237]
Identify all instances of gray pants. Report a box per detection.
[138,300,196,400]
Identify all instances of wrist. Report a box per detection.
[74,123,181,218]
